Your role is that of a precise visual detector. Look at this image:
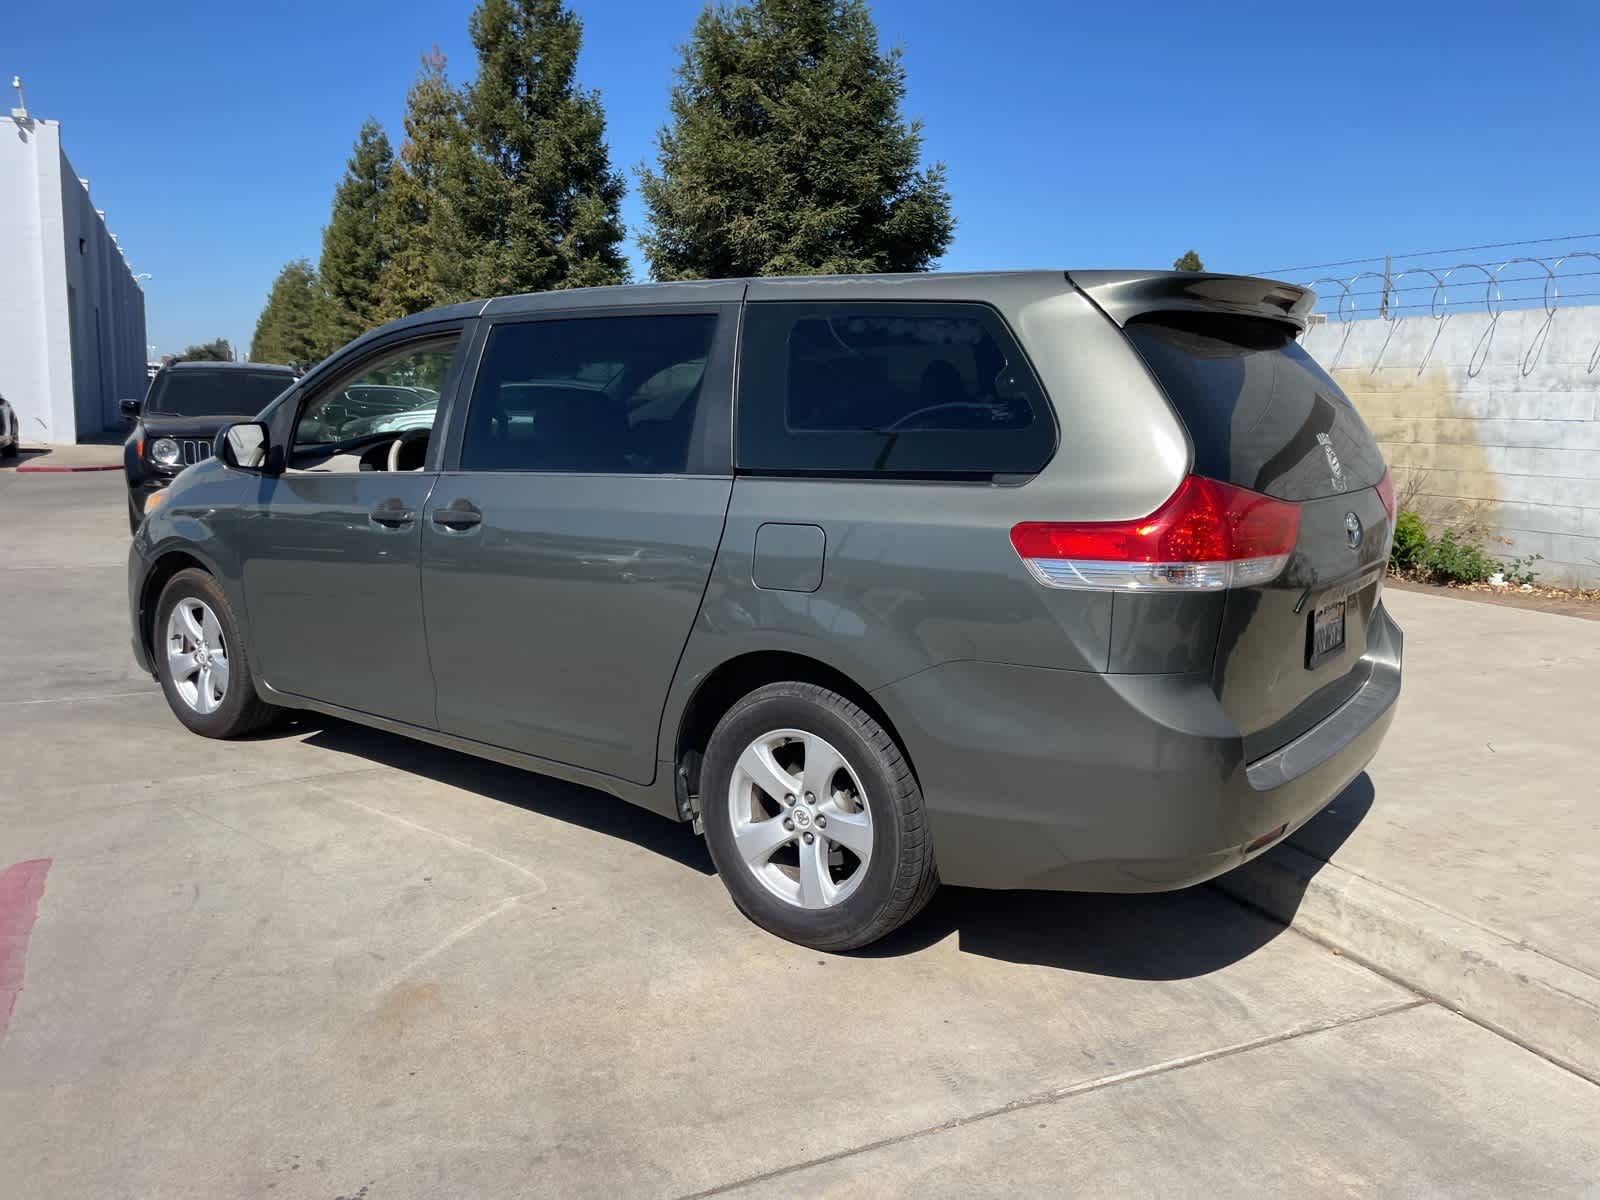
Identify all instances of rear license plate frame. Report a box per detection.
[1307,599,1347,668]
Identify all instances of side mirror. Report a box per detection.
[119,398,141,419]
[218,422,269,472]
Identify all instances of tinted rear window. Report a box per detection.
[737,302,1055,477]
[147,370,293,417]
[460,314,717,474]
[1125,314,1384,501]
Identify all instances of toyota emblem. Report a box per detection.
[1344,512,1363,549]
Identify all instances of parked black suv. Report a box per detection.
[122,362,297,531]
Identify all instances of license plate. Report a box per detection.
[1309,599,1346,667]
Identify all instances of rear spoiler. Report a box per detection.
[1067,270,1316,332]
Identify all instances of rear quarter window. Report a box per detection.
[1125,314,1385,501]
[736,302,1056,477]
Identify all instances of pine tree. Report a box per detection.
[173,338,234,362]
[456,0,628,295]
[638,0,954,280]
[373,49,476,322]
[319,119,394,338]
[250,260,338,369]
[1173,249,1205,272]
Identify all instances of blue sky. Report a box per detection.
[8,0,1598,355]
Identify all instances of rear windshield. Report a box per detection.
[146,370,293,418]
[1125,314,1384,501]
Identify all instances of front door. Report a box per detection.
[421,306,737,783]
[241,333,463,727]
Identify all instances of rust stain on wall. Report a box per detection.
[1331,366,1501,534]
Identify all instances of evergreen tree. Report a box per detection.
[319,119,394,338]
[1173,249,1205,272]
[250,260,338,369]
[638,0,954,280]
[373,49,476,321]
[173,338,234,362]
[456,0,628,295]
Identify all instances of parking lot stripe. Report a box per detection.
[0,858,52,1042]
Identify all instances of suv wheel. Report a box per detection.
[154,568,279,738]
[700,682,938,951]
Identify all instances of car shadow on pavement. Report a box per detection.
[1281,772,1374,865]
[0,447,50,470]
[268,715,1375,982]
[280,714,715,876]
[858,774,1378,980]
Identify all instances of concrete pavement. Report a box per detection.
[2,472,1597,1198]
[5,438,124,473]
[1217,584,1600,1080]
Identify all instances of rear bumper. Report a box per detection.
[875,603,1403,892]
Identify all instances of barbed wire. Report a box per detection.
[1299,252,1600,376]
[1260,233,1600,275]
[1300,252,1600,321]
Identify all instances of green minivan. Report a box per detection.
[129,271,1401,950]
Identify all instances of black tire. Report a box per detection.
[154,568,280,738]
[127,493,143,534]
[700,682,938,952]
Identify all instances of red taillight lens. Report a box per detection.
[1010,476,1301,592]
[1374,468,1396,519]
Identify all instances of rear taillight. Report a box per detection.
[1010,476,1301,592]
[1374,468,1396,520]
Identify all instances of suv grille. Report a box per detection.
[179,438,210,466]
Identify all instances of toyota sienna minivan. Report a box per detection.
[128,271,1401,950]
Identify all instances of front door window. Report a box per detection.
[292,340,458,473]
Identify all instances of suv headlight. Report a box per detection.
[150,438,181,466]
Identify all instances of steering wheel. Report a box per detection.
[386,427,431,472]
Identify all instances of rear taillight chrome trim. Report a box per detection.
[1011,476,1301,593]
[1017,553,1291,592]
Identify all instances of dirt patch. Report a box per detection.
[1388,576,1600,621]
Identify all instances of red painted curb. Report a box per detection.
[14,462,122,473]
[0,858,52,1041]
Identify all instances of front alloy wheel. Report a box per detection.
[166,598,230,714]
[153,568,280,739]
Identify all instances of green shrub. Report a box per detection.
[1501,553,1543,586]
[1425,529,1497,584]
[1390,510,1429,574]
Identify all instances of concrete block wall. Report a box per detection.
[1302,307,1600,588]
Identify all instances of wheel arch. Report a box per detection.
[135,549,218,666]
[671,650,917,822]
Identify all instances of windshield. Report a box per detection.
[146,370,293,418]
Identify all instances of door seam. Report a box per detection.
[414,472,445,729]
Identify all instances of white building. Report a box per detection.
[2,101,147,444]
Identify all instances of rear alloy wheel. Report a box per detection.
[701,682,938,951]
[728,728,876,911]
[154,568,280,738]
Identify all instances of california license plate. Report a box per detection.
[1309,599,1346,667]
